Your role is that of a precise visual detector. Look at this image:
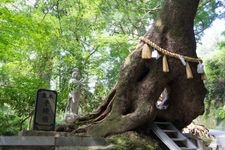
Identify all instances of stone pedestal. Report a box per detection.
[19,130,70,137]
[0,131,109,150]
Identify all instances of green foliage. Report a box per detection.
[216,107,225,120]
[205,35,225,105]
[0,104,24,135]
[195,0,225,40]
[199,32,225,129]
[0,0,222,135]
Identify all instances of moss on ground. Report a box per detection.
[106,131,162,150]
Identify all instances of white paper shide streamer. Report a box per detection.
[197,63,204,74]
[152,49,161,60]
[179,55,186,66]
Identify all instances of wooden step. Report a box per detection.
[171,137,186,142]
[152,122,197,150]
[163,129,177,133]
[180,147,196,150]
[163,130,178,138]
[172,138,188,148]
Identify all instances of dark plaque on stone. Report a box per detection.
[33,89,57,131]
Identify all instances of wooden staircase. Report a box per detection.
[152,122,197,150]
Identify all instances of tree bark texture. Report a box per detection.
[72,0,207,137]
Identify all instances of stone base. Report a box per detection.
[0,130,109,150]
[0,146,54,150]
[19,130,71,137]
[0,146,114,150]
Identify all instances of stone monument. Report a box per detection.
[33,89,57,131]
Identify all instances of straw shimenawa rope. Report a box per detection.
[139,37,202,63]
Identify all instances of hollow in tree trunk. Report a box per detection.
[69,0,207,137]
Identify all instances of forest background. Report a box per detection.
[0,0,224,135]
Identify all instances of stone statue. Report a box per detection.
[64,68,82,125]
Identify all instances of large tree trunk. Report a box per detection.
[71,0,207,137]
